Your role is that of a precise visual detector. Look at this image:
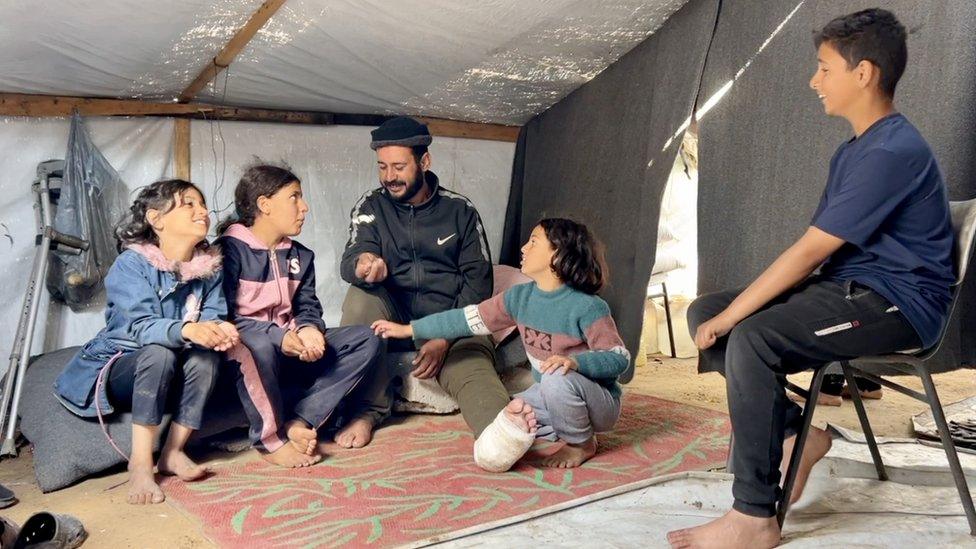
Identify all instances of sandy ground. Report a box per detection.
[1,354,974,548]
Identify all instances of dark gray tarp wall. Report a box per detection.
[501,0,720,383]
[697,1,976,372]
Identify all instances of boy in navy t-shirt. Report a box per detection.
[668,9,954,549]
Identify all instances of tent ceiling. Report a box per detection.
[0,0,688,125]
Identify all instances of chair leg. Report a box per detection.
[661,282,676,358]
[915,364,976,536]
[840,361,887,481]
[726,431,735,474]
[777,367,827,528]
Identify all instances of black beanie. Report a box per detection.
[370,117,433,150]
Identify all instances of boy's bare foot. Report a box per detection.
[335,417,375,449]
[261,443,322,468]
[667,509,780,549]
[780,426,833,504]
[788,391,842,406]
[502,398,538,434]
[541,436,597,468]
[286,419,318,455]
[127,462,165,505]
[158,450,210,481]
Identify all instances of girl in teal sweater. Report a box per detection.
[373,218,629,470]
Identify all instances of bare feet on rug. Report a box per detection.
[541,436,597,468]
[261,443,323,468]
[335,417,375,449]
[667,510,780,549]
[157,449,210,481]
[286,419,318,455]
[780,426,833,504]
[502,398,538,434]
[127,461,165,505]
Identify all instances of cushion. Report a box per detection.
[19,347,246,493]
[391,335,530,414]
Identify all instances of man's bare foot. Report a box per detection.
[541,436,597,468]
[261,443,322,468]
[286,419,317,456]
[667,509,780,549]
[858,388,883,400]
[502,398,538,434]
[780,426,833,504]
[127,462,165,505]
[788,391,842,406]
[158,449,210,481]
[842,385,883,400]
[335,417,375,449]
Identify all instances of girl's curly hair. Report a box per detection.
[115,179,206,250]
[539,218,608,295]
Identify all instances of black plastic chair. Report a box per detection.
[779,198,976,534]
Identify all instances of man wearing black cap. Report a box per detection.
[335,116,509,448]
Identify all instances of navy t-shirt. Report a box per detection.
[812,113,954,349]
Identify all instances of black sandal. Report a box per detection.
[13,512,87,548]
[0,483,15,509]
[1,516,20,547]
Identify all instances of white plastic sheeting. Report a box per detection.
[0,0,688,124]
[0,116,174,377]
[188,118,515,324]
[0,116,514,376]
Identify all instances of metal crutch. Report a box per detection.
[0,160,88,456]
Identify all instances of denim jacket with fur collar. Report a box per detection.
[54,243,225,417]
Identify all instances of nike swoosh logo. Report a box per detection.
[437,233,457,246]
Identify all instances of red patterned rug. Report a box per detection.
[164,393,730,548]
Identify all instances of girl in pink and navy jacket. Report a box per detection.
[217,164,381,468]
[374,218,629,472]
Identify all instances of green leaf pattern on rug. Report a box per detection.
[164,394,731,548]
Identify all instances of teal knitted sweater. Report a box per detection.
[412,282,630,397]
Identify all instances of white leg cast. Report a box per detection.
[473,409,535,472]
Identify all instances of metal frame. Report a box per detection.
[648,280,677,358]
[778,359,976,535]
[778,198,976,535]
[0,160,87,456]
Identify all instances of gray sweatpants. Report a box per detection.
[516,371,620,444]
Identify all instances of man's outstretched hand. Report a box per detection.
[355,252,388,283]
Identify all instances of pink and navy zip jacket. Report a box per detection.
[217,223,326,345]
[217,223,327,452]
[412,282,631,397]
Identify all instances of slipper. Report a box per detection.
[0,483,15,509]
[473,410,535,473]
[1,516,19,548]
[13,512,87,548]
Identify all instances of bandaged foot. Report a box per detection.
[473,398,538,472]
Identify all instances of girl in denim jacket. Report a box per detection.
[55,179,238,505]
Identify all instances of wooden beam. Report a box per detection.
[417,117,520,142]
[0,93,210,117]
[178,0,288,103]
[0,94,520,142]
[173,119,191,180]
